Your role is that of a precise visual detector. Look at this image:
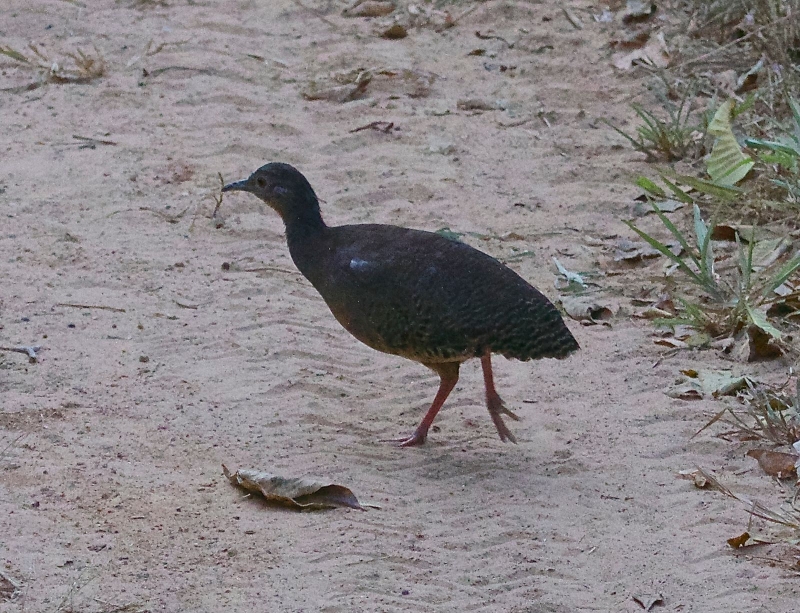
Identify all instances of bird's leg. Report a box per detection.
[480,353,520,443]
[386,362,460,447]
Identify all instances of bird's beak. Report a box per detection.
[221,179,250,193]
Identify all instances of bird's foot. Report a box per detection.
[487,392,520,444]
[381,427,428,447]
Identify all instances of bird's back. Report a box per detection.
[290,224,578,364]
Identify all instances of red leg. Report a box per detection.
[480,354,520,443]
[386,362,460,447]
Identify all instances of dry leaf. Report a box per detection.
[622,0,656,23]
[677,468,714,489]
[727,531,751,548]
[654,337,688,349]
[666,369,753,400]
[343,0,395,17]
[560,295,614,324]
[632,198,684,216]
[632,593,663,611]
[381,23,407,39]
[746,449,798,479]
[302,71,372,103]
[612,31,669,70]
[223,465,367,511]
[614,238,681,262]
[732,326,784,362]
[457,97,505,111]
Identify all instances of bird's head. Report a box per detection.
[222,163,321,226]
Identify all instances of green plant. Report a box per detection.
[625,97,800,342]
[745,97,800,202]
[625,200,800,339]
[604,92,703,162]
[704,379,800,445]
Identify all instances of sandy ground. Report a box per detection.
[2,1,799,611]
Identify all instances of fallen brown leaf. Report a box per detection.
[343,0,395,17]
[302,71,372,103]
[223,465,368,511]
[746,449,798,479]
[612,31,669,70]
[727,531,751,548]
[381,23,407,39]
[560,295,615,325]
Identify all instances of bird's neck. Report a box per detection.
[285,202,328,277]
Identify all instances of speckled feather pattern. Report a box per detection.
[288,224,579,364]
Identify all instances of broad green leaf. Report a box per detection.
[707,100,754,185]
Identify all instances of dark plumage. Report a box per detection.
[223,163,579,446]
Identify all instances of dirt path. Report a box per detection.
[1,1,798,611]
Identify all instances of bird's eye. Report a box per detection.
[256,177,267,188]
[273,185,288,196]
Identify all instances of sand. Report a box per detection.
[1,1,798,611]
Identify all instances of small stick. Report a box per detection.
[212,173,225,218]
[173,300,199,310]
[475,31,514,48]
[562,6,583,30]
[56,302,126,312]
[497,117,533,128]
[0,345,42,362]
[241,266,303,277]
[72,135,117,148]
[350,121,394,133]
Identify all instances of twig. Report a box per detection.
[139,206,190,224]
[562,6,583,30]
[673,14,794,69]
[173,300,199,310]
[475,31,514,48]
[56,303,126,312]
[0,345,42,363]
[71,135,117,149]
[241,266,302,277]
[212,173,225,218]
[350,121,394,133]
[496,117,533,128]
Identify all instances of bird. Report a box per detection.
[222,163,579,446]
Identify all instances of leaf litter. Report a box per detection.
[223,465,372,511]
[666,369,755,400]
